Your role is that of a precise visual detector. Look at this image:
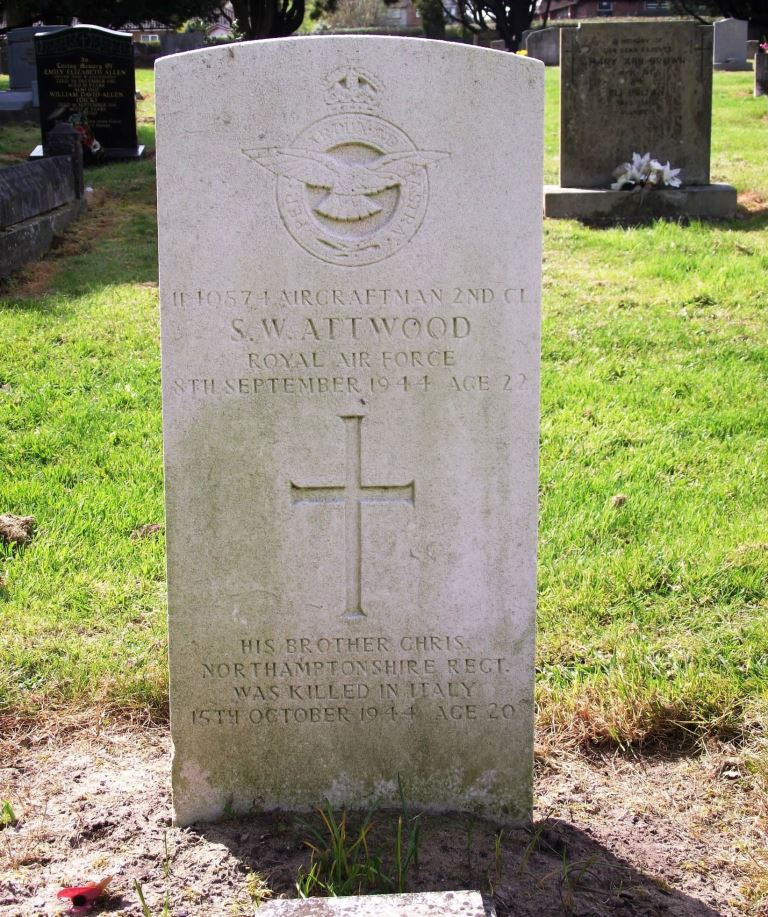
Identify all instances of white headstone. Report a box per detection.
[156,36,543,827]
[713,18,749,70]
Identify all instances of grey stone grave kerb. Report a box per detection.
[45,121,85,198]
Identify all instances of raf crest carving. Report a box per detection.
[244,67,448,266]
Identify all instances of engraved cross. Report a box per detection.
[290,414,415,621]
[694,27,710,78]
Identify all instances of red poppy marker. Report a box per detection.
[57,875,112,913]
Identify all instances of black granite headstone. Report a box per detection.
[34,25,144,161]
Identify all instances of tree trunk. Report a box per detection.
[231,0,305,39]
[416,0,446,39]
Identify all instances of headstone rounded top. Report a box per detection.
[155,33,545,69]
[35,23,133,39]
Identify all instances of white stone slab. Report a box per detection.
[713,18,749,70]
[257,890,494,916]
[156,37,543,827]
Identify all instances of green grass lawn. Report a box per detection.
[0,67,766,754]
[0,71,40,166]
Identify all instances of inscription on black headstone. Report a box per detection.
[34,25,144,160]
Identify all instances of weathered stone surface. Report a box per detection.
[560,21,713,189]
[755,51,768,98]
[45,122,85,198]
[747,40,759,61]
[0,92,36,122]
[544,183,737,222]
[7,26,64,92]
[713,18,749,70]
[0,197,86,279]
[156,37,543,827]
[0,156,76,230]
[526,28,559,66]
[257,891,495,916]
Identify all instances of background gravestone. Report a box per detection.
[8,26,65,92]
[546,21,736,220]
[526,28,559,66]
[33,25,144,160]
[0,26,64,120]
[560,21,713,189]
[713,18,749,70]
[156,36,544,827]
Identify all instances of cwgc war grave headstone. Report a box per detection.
[0,26,63,119]
[526,28,560,66]
[545,21,737,221]
[713,18,749,70]
[156,37,544,827]
[31,25,144,160]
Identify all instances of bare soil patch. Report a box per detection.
[0,725,765,916]
[0,514,35,546]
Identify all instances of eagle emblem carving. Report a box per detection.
[243,67,450,266]
[245,148,449,222]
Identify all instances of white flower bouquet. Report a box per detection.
[611,152,682,191]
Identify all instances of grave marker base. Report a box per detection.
[713,61,751,71]
[257,890,495,916]
[544,184,737,223]
[29,144,145,161]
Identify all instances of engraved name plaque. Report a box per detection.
[156,37,544,826]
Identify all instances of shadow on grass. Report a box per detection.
[0,290,69,312]
[194,810,720,916]
[568,215,748,231]
[734,207,768,230]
